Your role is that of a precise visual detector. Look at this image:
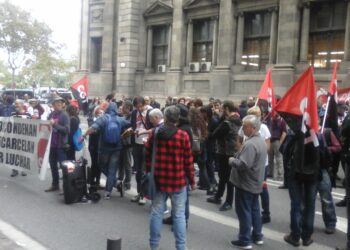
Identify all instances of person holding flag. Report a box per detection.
[274,67,320,247]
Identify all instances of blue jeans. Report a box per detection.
[235,188,263,245]
[99,150,120,193]
[288,177,317,240]
[49,148,67,187]
[317,169,337,229]
[150,187,187,250]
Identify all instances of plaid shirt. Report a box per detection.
[145,128,195,193]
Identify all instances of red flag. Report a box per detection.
[70,76,88,106]
[328,63,338,97]
[338,87,350,102]
[257,70,276,115]
[275,67,320,176]
[274,67,319,145]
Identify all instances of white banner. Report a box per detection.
[0,117,51,177]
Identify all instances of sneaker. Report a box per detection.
[104,192,111,200]
[336,199,347,207]
[138,196,146,205]
[253,239,264,245]
[284,234,300,247]
[230,240,252,249]
[219,202,232,211]
[207,196,221,204]
[131,194,140,202]
[302,238,313,246]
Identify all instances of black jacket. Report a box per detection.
[212,115,241,156]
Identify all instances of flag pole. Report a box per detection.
[255,98,259,106]
[321,95,331,133]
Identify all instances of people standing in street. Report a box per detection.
[146,105,195,250]
[229,115,267,249]
[45,97,70,192]
[83,102,130,200]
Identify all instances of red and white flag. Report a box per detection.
[274,66,319,146]
[257,70,276,115]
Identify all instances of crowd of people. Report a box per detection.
[1,91,350,250]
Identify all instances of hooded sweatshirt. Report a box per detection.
[145,123,195,193]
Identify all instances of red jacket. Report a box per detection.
[145,125,194,193]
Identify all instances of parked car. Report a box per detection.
[1,89,35,99]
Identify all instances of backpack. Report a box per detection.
[72,128,84,151]
[102,114,121,145]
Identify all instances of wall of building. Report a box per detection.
[76,0,350,102]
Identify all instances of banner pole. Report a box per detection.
[321,96,331,134]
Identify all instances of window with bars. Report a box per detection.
[152,25,169,70]
[308,1,346,69]
[242,11,271,71]
[192,19,214,62]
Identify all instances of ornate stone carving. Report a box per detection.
[91,8,104,23]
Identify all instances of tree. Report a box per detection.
[0,1,52,87]
[20,51,77,88]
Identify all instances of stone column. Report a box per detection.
[212,17,218,65]
[344,1,350,61]
[101,0,115,71]
[299,3,310,62]
[217,0,235,67]
[235,13,245,65]
[186,20,193,64]
[269,8,278,64]
[79,0,89,71]
[167,24,172,67]
[146,26,153,68]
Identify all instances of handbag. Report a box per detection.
[141,127,159,200]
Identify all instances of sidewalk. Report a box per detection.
[0,231,24,250]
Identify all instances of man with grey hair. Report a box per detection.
[145,105,195,250]
[149,108,164,128]
[229,115,267,249]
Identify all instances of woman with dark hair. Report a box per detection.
[66,105,80,161]
[189,107,210,191]
[200,105,219,194]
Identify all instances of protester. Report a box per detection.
[207,100,241,212]
[0,95,16,117]
[83,102,130,200]
[88,105,104,188]
[28,99,44,120]
[130,96,153,205]
[45,97,70,192]
[66,105,80,161]
[229,114,267,249]
[149,96,161,109]
[145,105,195,250]
[118,100,134,190]
[245,106,272,224]
[10,99,31,177]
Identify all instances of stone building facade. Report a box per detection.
[76,0,350,101]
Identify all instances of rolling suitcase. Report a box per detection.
[61,159,87,204]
